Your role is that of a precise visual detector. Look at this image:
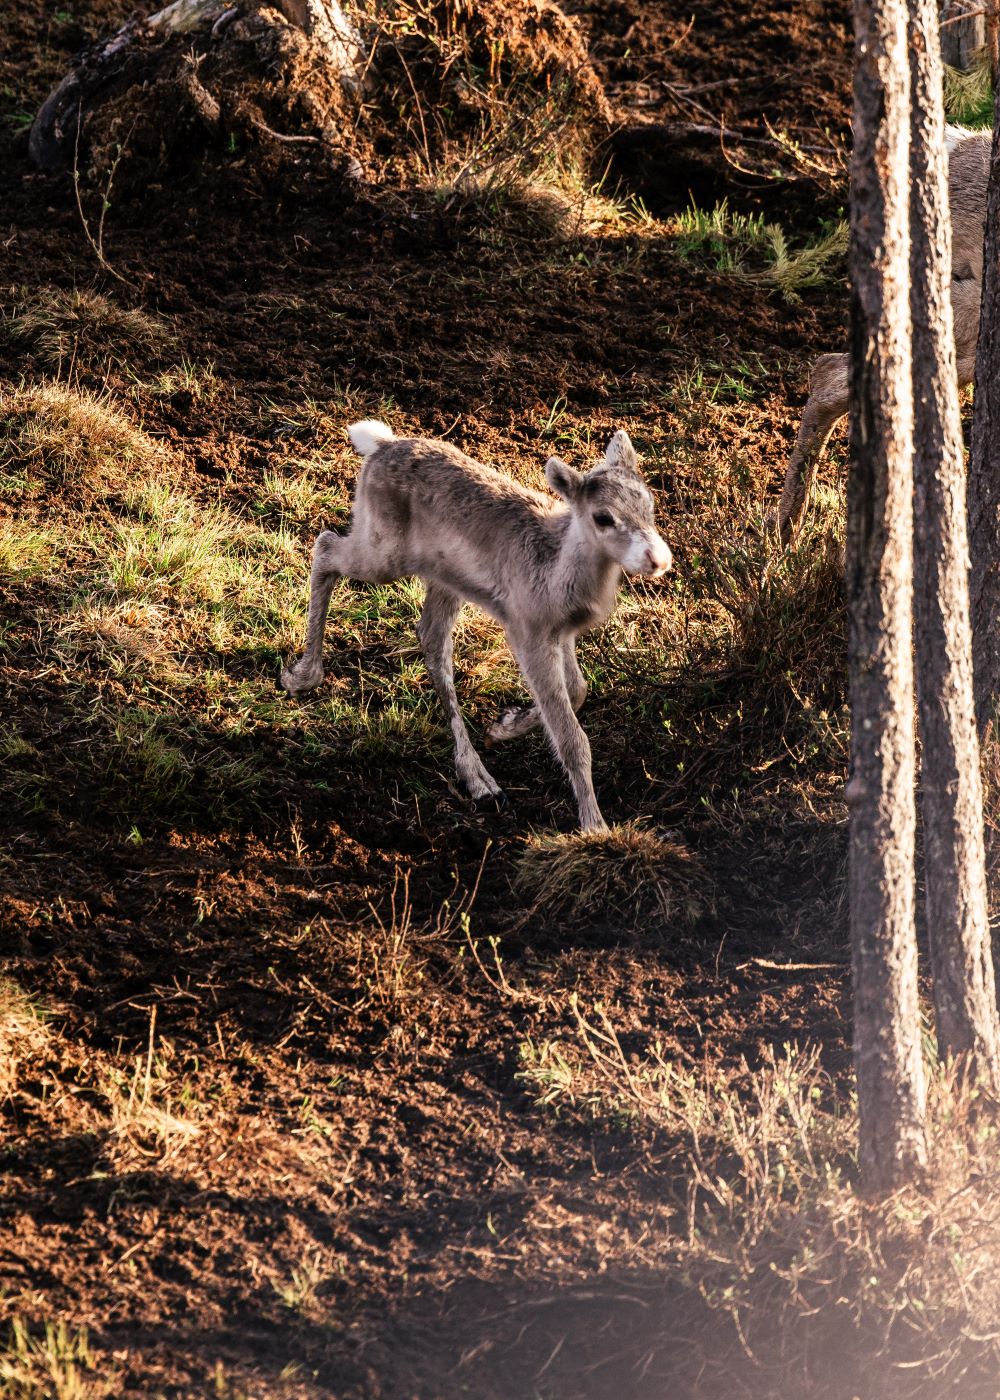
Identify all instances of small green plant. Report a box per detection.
[273,1253,326,1314]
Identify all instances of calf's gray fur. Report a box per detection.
[279,421,672,831]
[777,125,989,541]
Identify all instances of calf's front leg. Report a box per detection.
[509,633,606,832]
[418,584,504,805]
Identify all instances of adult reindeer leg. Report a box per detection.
[776,353,850,543]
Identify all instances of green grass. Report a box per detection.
[667,200,848,303]
[0,522,63,576]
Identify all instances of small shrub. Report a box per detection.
[668,200,848,303]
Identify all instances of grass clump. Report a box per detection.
[101,487,235,603]
[0,523,62,577]
[668,200,848,303]
[101,1039,201,1168]
[0,1317,113,1399]
[515,820,708,927]
[53,600,174,677]
[0,382,165,500]
[4,286,173,371]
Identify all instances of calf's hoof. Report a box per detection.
[278,662,323,695]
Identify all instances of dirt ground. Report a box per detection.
[0,1,885,1396]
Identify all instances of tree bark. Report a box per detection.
[939,0,986,70]
[847,0,927,1194]
[970,51,1000,731]
[910,0,1000,1088]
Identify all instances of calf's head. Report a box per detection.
[545,429,673,577]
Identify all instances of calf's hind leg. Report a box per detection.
[279,525,398,694]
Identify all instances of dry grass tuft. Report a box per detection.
[101,1027,201,1168]
[0,1317,114,1399]
[318,870,466,1015]
[4,287,173,370]
[515,820,708,928]
[0,382,166,500]
[53,600,175,676]
[0,980,50,1102]
[523,1010,1000,1396]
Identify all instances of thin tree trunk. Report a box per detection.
[847,0,927,1194]
[910,0,1000,1088]
[939,0,986,69]
[970,56,1000,732]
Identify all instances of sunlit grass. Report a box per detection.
[666,199,848,303]
[0,1316,114,1399]
[0,521,63,576]
[0,382,166,499]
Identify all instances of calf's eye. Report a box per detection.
[593,511,615,528]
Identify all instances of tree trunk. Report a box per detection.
[847,0,927,1194]
[910,0,1000,1088]
[939,0,986,70]
[970,57,1000,731]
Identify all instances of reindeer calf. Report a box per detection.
[776,125,990,541]
[279,422,672,831]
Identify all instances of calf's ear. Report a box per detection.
[545,455,585,502]
[604,429,640,476]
